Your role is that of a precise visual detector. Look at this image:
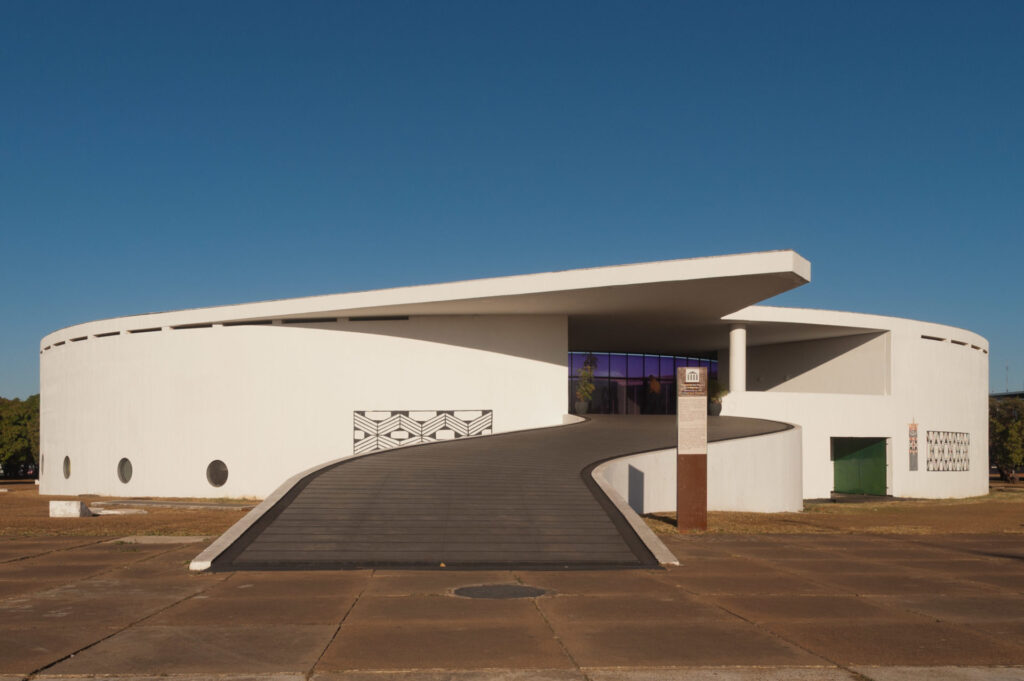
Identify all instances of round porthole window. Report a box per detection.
[63,456,71,479]
[206,460,228,487]
[117,458,133,484]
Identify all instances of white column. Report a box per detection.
[729,324,747,393]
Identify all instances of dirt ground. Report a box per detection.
[0,479,252,537]
[3,477,1023,539]
[647,479,1024,535]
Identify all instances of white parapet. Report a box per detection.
[595,424,803,514]
[49,500,93,517]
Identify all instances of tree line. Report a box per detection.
[991,397,1024,483]
[0,395,40,478]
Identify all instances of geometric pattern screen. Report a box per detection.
[926,431,970,472]
[353,410,493,455]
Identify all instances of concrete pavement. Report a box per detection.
[2,531,1024,679]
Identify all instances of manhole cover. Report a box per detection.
[453,584,547,599]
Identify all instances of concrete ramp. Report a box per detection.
[201,415,789,571]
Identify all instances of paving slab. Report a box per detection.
[669,572,832,596]
[513,569,675,596]
[553,620,825,667]
[768,621,1024,666]
[0,562,117,582]
[319,621,574,671]
[364,570,517,596]
[46,624,337,675]
[313,671,585,681]
[36,676,306,681]
[0,536,106,561]
[148,592,358,625]
[669,557,789,577]
[851,667,1024,681]
[348,594,542,623]
[106,535,210,544]
[810,573,989,596]
[761,557,901,574]
[712,594,921,622]
[537,593,735,624]
[873,558,1017,573]
[0,624,121,675]
[585,670,857,681]
[0,577,83,600]
[0,592,175,628]
[866,595,1024,622]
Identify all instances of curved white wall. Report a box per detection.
[40,315,568,498]
[596,426,804,514]
[722,308,989,500]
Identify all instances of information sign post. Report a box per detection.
[676,366,708,532]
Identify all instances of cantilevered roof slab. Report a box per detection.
[43,250,811,347]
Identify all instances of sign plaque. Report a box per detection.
[676,366,708,532]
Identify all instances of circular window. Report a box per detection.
[206,460,228,487]
[117,458,133,484]
[63,456,71,479]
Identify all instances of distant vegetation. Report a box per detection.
[991,397,1024,483]
[0,395,39,478]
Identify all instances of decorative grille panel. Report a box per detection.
[353,410,493,454]
[926,431,970,472]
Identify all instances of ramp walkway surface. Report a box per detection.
[210,414,789,571]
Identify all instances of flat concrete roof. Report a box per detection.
[43,250,811,353]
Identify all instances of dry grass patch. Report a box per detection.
[646,483,1024,536]
[0,480,252,537]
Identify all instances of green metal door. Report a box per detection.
[832,437,887,495]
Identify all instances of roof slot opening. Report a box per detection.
[348,315,409,322]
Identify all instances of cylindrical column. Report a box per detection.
[729,324,747,393]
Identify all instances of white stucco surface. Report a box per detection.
[722,307,989,500]
[40,315,568,498]
[595,425,804,514]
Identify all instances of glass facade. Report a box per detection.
[568,351,719,415]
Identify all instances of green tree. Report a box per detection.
[990,397,1024,483]
[0,395,40,478]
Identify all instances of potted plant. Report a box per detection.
[574,354,598,415]
[708,378,728,416]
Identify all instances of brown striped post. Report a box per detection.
[676,366,708,532]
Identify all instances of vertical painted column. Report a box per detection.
[676,366,708,532]
[729,324,747,393]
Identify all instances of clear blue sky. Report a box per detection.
[2,1,1021,398]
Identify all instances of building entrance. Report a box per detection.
[568,352,718,415]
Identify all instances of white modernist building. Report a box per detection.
[38,251,989,510]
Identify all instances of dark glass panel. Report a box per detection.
[660,356,674,380]
[607,377,626,413]
[570,352,586,375]
[625,378,644,414]
[591,378,611,412]
[609,353,627,378]
[592,353,610,378]
[644,354,660,379]
[627,354,644,379]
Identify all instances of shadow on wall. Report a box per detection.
[261,317,566,366]
[628,464,645,514]
[730,331,889,395]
